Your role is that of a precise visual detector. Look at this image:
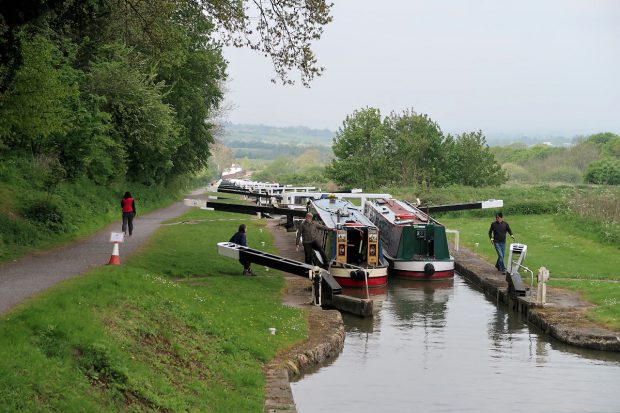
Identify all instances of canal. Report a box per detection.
[291,276,620,412]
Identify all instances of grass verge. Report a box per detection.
[0,152,208,263]
[0,210,306,412]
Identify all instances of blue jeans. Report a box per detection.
[494,241,506,271]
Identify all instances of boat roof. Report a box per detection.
[312,198,377,229]
[366,198,429,225]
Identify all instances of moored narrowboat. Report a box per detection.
[309,197,389,288]
[364,198,454,280]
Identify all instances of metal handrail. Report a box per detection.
[445,229,459,252]
[511,261,534,302]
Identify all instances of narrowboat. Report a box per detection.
[364,198,454,280]
[309,197,389,288]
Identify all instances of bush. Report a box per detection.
[584,158,620,185]
[0,215,41,248]
[22,198,66,232]
[503,163,533,183]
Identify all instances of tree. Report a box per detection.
[584,158,620,185]
[326,107,393,189]
[327,107,508,189]
[0,32,79,155]
[207,140,235,177]
[200,0,333,86]
[444,131,507,187]
[0,0,332,188]
[385,110,445,187]
[294,148,323,169]
[86,45,180,185]
[586,132,620,158]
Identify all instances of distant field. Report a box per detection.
[222,123,334,146]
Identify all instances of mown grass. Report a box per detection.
[439,213,620,331]
[551,279,620,331]
[0,210,306,412]
[438,214,619,279]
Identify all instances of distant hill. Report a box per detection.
[221,123,334,146]
[220,123,585,148]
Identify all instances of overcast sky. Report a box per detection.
[222,0,619,138]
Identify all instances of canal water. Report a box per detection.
[291,276,620,413]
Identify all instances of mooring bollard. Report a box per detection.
[310,266,322,306]
[537,267,550,305]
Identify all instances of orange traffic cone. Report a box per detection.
[107,242,121,265]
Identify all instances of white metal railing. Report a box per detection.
[510,261,534,303]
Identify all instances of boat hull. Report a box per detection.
[385,254,454,280]
[329,265,388,288]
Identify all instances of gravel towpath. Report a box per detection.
[0,199,194,315]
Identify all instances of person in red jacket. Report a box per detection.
[121,191,136,236]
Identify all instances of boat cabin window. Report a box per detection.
[345,227,367,266]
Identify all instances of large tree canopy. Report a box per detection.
[0,0,333,185]
[327,108,507,189]
[326,107,393,189]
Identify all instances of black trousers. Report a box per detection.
[122,212,135,235]
[239,258,251,271]
[303,240,329,269]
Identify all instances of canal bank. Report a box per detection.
[264,221,344,413]
[453,246,620,351]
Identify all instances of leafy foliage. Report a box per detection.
[327,108,506,189]
[0,31,79,154]
[0,151,207,262]
[86,45,181,184]
[491,132,619,185]
[202,0,333,86]
[584,158,620,185]
[21,199,65,231]
[326,108,393,188]
[0,0,331,188]
[385,110,444,187]
[444,131,507,186]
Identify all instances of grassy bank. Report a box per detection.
[439,214,620,330]
[0,154,207,263]
[0,210,306,412]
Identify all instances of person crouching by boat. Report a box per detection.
[121,191,136,236]
[230,224,255,276]
[488,212,515,273]
[296,212,334,270]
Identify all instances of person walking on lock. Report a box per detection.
[488,212,514,273]
[229,224,255,276]
[296,212,334,270]
[121,191,136,237]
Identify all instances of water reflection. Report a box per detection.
[389,278,453,326]
[291,275,620,413]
